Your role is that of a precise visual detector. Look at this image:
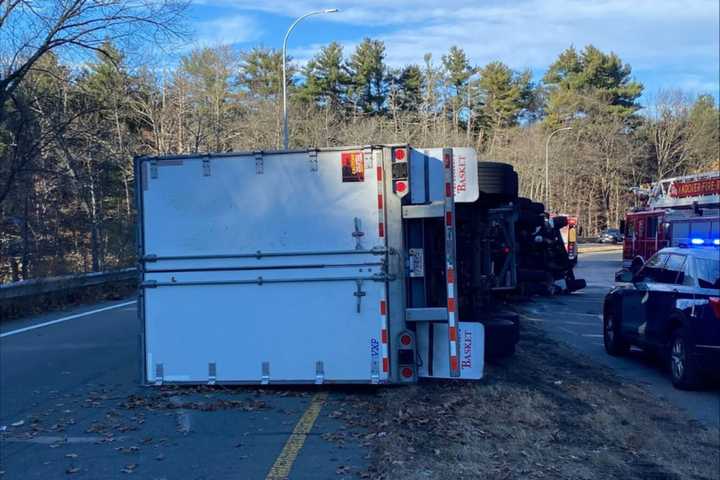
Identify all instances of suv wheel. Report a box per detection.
[669,327,702,390]
[603,311,630,356]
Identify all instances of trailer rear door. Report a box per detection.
[137,149,389,384]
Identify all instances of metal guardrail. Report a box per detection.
[0,268,138,301]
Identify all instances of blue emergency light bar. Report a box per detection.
[680,238,720,247]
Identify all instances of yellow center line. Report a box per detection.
[265,391,328,480]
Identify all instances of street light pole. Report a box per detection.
[544,126,573,212]
[282,8,339,150]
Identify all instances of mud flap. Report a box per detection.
[416,322,484,379]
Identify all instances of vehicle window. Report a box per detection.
[627,221,635,237]
[682,259,696,287]
[663,254,686,284]
[690,221,710,239]
[636,253,669,283]
[647,217,658,238]
[695,258,720,289]
[644,253,668,269]
[671,222,689,246]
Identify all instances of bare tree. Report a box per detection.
[0,0,187,118]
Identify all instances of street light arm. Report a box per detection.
[544,126,573,211]
[282,8,339,150]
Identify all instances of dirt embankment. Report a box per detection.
[340,323,719,480]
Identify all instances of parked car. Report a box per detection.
[599,228,624,244]
[603,246,720,389]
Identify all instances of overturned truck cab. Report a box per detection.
[135,145,519,385]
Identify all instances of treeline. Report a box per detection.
[1,37,718,282]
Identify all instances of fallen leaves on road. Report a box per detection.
[335,322,720,480]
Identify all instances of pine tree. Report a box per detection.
[237,47,286,99]
[475,61,533,129]
[543,45,643,126]
[347,38,387,114]
[441,46,473,131]
[300,42,351,109]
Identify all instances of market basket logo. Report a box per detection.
[461,329,473,369]
[341,151,364,183]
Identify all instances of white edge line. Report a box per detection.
[0,301,137,338]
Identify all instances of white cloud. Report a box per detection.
[193,15,260,47]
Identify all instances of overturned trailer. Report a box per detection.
[135,145,520,385]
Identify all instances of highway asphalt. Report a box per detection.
[514,250,720,428]
[0,300,366,479]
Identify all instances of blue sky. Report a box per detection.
[185,0,719,105]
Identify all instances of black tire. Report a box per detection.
[517,197,532,210]
[603,310,630,356]
[484,315,519,359]
[510,171,519,198]
[530,202,545,215]
[477,162,517,198]
[669,326,703,390]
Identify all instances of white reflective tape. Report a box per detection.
[447,283,455,298]
[450,342,457,356]
[676,299,708,310]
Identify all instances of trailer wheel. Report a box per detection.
[530,202,545,214]
[477,162,517,200]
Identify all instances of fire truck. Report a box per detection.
[622,172,720,270]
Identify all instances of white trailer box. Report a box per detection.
[135,146,483,385]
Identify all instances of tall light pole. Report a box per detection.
[282,8,339,150]
[545,126,573,212]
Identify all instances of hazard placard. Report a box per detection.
[341,151,364,182]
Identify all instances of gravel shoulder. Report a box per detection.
[341,322,719,480]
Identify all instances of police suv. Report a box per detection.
[603,245,720,389]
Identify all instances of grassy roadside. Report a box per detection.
[339,322,719,480]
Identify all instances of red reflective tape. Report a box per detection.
[450,356,459,372]
[376,166,383,181]
[446,211,453,226]
[382,358,389,373]
[377,194,383,209]
[445,182,453,197]
[448,326,457,342]
[381,328,388,344]
[447,268,455,284]
[378,222,385,237]
[447,298,456,312]
[380,300,387,315]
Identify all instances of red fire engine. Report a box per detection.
[622,172,720,270]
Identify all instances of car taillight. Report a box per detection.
[710,297,720,320]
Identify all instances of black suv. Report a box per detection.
[603,246,720,389]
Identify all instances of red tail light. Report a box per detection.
[709,297,720,319]
[400,333,412,346]
[400,367,413,378]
